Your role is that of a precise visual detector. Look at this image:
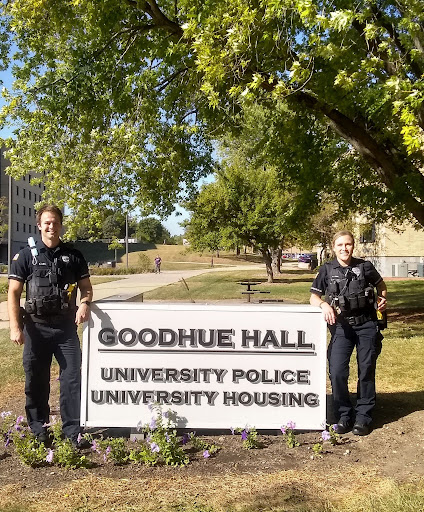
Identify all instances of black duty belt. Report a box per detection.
[28,313,73,326]
[341,313,374,326]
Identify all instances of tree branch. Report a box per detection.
[155,67,189,93]
[138,0,183,37]
[290,91,424,225]
[372,6,423,79]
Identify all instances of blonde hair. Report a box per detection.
[332,230,354,247]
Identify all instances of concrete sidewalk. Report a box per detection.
[0,264,262,328]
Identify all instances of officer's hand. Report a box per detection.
[321,302,337,325]
[377,296,387,312]
[75,303,90,325]
[10,328,25,346]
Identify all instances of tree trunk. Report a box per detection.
[271,247,282,274]
[261,249,274,283]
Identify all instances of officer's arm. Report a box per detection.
[376,280,387,312]
[8,279,25,345]
[310,292,337,325]
[75,277,93,325]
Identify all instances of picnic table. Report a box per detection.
[238,281,270,303]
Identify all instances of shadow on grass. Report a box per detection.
[326,391,423,429]
[372,391,424,429]
[224,483,329,512]
[388,307,424,325]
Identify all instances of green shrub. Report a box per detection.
[137,253,153,272]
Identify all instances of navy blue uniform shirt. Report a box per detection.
[310,257,383,296]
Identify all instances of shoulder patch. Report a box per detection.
[13,253,19,261]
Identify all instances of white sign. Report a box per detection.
[81,303,327,430]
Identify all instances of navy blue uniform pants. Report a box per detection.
[23,318,82,439]
[328,320,382,426]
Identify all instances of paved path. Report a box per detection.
[0,264,263,329]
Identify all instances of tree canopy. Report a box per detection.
[185,162,306,281]
[1,0,424,229]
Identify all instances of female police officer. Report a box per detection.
[310,230,387,436]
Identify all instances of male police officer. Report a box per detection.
[310,230,387,436]
[8,204,93,447]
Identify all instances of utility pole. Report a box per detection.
[126,213,129,268]
[7,175,12,273]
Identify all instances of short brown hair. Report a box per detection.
[332,230,354,247]
[36,204,63,225]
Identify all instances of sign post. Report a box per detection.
[81,303,327,430]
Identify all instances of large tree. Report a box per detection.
[185,163,309,282]
[1,1,424,229]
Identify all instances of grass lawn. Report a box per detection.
[0,272,423,512]
[120,244,262,269]
[144,268,314,302]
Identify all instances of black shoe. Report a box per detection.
[335,419,352,434]
[69,435,91,450]
[352,423,370,436]
[36,431,52,447]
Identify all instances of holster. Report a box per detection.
[18,307,27,330]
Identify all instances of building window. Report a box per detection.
[23,189,26,199]
[23,223,26,233]
[23,205,26,215]
[29,208,32,217]
[16,186,19,196]
[16,222,19,232]
[360,224,376,243]
[16,204,19,214]
[29,190,32,200]
[29,225,32,234]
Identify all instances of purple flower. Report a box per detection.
[16,416,24,425]
[91,440,100,453]
[136,420,143,432]
[77,433,82,444]
[46,449,54,463]
[321,430,331,441]
[165,433,170,443]
[5,436,10,447]
[286,421,296,430]
[1,411,11,419]
[203,450,210,458]
[147,402,154,411]
[149,418,157,430]
[146,435,151,443]
[332,424,339,432]
[230,427,235,435]
[132,436,138,443]
[280,426,286,434]
[104,445,112,461]
[150,442,160,453]
[241,430,248,441]
[162,411,169,419]
[181,434,189,445]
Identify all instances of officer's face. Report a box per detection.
[38,211,62,246]
[333,235,354,266]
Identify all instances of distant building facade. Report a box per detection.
[354,222,424,277]
[0,148,45,264]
